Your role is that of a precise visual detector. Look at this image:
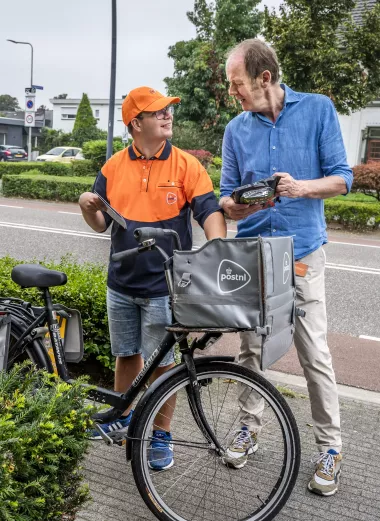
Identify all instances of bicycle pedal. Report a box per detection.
[93,424,127,446]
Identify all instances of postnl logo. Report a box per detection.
[283,252,290,284]
[166,192,177,205]
[217,260,251,293]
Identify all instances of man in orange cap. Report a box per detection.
[79,86,226,470]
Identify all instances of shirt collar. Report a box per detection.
[128,140,172,161]
[281,83,302,105]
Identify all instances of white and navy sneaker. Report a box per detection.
[88,410,133,440]
[148,430,174,470]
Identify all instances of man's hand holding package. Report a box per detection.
[275,172,305,198]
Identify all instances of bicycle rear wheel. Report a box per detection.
[7,320,52,372]
[131,361,300,521]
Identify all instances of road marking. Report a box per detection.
[359,335,380,342]
[0,204,23,209]
[325,264,380,275]
[58,211,81,215]
[227,229,380,249]
[0,221,110,240]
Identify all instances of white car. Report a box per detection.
[36,146,84,163]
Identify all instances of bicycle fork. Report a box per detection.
[179,338,224,455]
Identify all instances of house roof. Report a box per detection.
[351,0,378,24]
[49,98,123,105]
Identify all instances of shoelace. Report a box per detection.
[312,452,335,477]
[233,429,251,450]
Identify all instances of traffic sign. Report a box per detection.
[26,99,34,110]
[24,112,35,127]
[25,87,36,94]
[25,95,36,112]
[32,85,44,90]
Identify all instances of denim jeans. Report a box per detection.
[106,287,174,367]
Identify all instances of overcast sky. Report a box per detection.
[0,0,282,110]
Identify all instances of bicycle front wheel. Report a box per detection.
[131,361,300,521]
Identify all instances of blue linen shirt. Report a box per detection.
[220,84,353,259]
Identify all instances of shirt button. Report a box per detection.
[272,146,276,150]
[273,126,276,129]
[143,179,147,182]
[273,229,276,233]
[272,167,276,171]
[143,166,146,169]
[141,156,145,159]
[273,208,277,212]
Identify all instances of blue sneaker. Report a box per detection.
[88,410,133,440]
[148,430,174,470]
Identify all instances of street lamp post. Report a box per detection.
[7,39,34,162]
[106,0,117,161]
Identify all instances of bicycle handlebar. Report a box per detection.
[134,227,166,242]
[134,227,181,250]
[111,247,140,262]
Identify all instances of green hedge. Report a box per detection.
[0,364,94,520]
[325,199,380,228]
[0,162,43,177]
[2,173,95,202]
[71,159,96,177]
[0,255,112,370]
[0,160,96,179]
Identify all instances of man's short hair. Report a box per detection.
[227,39,280,84]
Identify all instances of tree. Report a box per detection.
[264,0,380,114]
[53,93,68,99]
[71,93,100,146]
[0,94,21,111]
[164,0,263,153]
[39,128,72,153]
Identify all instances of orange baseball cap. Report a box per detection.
[122,87,180,126]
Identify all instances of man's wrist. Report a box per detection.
[218,196,231,210]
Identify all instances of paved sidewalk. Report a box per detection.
[76,380,380,521]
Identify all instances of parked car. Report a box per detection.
[0,145,28,162]
[36,147,83,163]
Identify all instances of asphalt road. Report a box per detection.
[1,196,380,390]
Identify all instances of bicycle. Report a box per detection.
[0,227,302,521]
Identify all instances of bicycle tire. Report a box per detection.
[131,361,300,521]
[7,320,53,372]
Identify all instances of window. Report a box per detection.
[0,133,6,145]
[95,109,100,118]
[61,106,77,120]
[365,127,380,163]
[62,150,74,157]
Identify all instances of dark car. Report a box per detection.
[0,145,28,162]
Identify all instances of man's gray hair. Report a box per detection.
[227,39,280,84]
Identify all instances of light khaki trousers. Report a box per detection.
[238,246,342,453]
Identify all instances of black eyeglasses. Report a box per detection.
[137,105,174,121]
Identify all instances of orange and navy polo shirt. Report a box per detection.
[93,140,221,298]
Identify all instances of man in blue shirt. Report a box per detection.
[220,39,352,497]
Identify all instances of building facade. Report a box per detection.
[0,109,53,149]
[49,98,127,139]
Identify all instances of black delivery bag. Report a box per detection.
[172,236,296,370]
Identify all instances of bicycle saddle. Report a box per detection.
[11,264,67,288]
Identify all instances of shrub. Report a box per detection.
[40,162,72,176]
[0,363,95,520]
[212,156,222,168]
[0,162,42,178]
[71,159,97,177]
[325,199,380,228]
[352,163,380,201]
[207,166,221,189]
[183,149,214,168]
[0,255,112,370]
[82,140,124,171]
[2,173,94,202]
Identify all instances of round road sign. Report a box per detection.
[26,114,34,124]
[27,100,34,109]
